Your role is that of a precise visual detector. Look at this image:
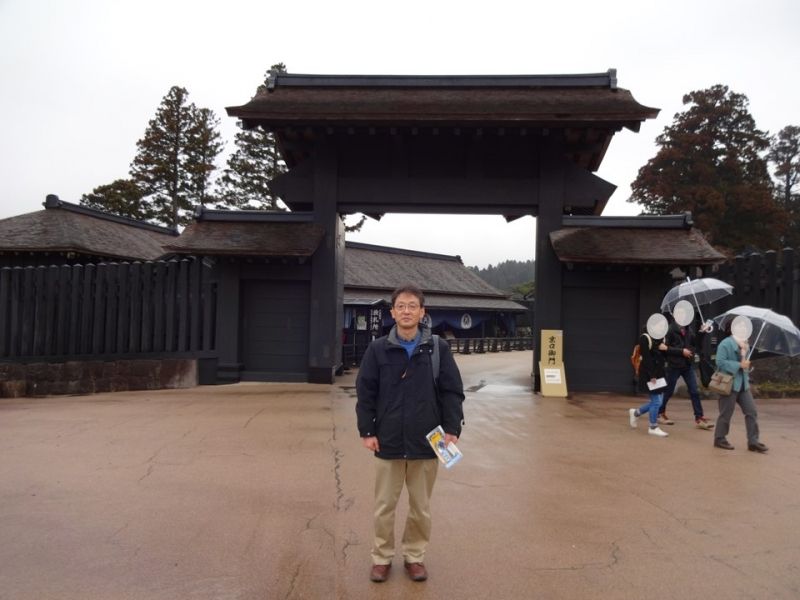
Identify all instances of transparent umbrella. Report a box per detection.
[713,305,800,359]
[660,277,734,324]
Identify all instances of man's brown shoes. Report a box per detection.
[371,561,428,582]
[369,564,391,583]
[404,562,428,581]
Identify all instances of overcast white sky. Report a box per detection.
[1,0,798,268]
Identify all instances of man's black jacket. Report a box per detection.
[356,325,464,460]
[665,321,697,369]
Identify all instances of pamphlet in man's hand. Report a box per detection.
[426,425,463,469]
[647,377,667,390]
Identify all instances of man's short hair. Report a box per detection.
[391,284,425,307]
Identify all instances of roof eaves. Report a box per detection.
[268,69,619,90]
[195,207,315,223]
[558,255,723,266]
[345,241,463,263]
[564,213,694,229]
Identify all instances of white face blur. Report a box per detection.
[646,313,668,339]
[672,300,695,327]
[731,315,753,342]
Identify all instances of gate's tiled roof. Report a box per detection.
[227,70,659,172]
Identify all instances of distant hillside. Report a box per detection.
[468,259,535,294]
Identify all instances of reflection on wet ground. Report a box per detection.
[471,383,533,395]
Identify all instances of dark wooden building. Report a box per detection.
[0,200,526,386]
[226,69,661,386]
[2,71,734,393]
[550,214,725,391]
[163,209,325,383]
[342,241,527,365]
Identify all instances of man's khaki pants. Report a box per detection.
[371,457,439,565]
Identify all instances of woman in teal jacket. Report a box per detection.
[713,321,768,452]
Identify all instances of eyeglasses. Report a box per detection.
[393,303,420,311]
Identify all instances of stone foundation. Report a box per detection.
[0,359,197,398]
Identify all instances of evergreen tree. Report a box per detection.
[186,107,224,208]
[130,86,222,228]
[215,63,287,211]
[768,125,800,248]
[80,179,153,221]
[214,123,285,210]
[343,214,367,232]
[629,85,785,252]
[468,259,535,292]
[510,280,536,298]
[215,62,367,231]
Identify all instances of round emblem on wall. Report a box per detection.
[421,314,432,328]
[460,313,472,330]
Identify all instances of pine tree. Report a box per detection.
[186,107,224,208]
[768,125,800,248]
[214,123,286,210]
[130,86,222,228]
[214,62,367,231]
[215,63,287,211]
[80,179,154,221]
[468,260,535,292]
[630,85,786,252]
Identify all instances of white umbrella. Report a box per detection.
[660,277,734,323]
[713,305,800,359]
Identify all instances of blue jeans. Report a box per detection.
[660,366,704,419]
[637,392,663,427]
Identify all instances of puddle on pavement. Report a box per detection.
[471,383,533,396]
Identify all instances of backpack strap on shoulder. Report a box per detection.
[431,334,440,386]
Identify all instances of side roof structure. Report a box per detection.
[163,208,325,257]
[550,214,726,265]
[0,195,176,262]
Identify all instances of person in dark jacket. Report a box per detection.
[356,284,464,584]
[629,319,670,437]
[657,316,714,430]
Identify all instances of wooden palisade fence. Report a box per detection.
[0,259,216,361]
[712,248,799,323]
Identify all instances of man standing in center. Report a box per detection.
[356,284,464,584]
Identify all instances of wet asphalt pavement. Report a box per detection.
[1,350,799,599]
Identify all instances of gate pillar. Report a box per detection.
[308,140,345,383]
[533,149,565,391]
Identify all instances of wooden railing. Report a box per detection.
[444,336,534,354]
[342,336,533,368]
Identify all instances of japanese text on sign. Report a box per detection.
[370,309,382,333]
[548,336,557,365]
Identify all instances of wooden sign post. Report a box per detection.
[539,329,568,397]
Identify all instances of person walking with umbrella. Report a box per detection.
[711,304,800,452]
[658,278,734,429]
[657,301,715,430]
[712,316,768,452]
